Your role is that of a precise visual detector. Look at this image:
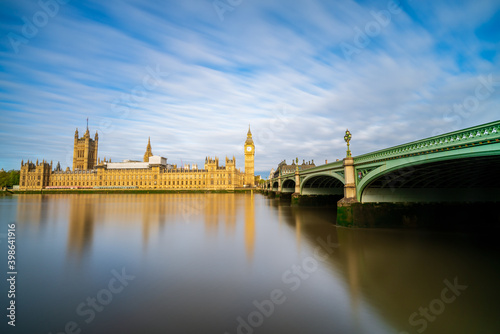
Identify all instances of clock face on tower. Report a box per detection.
[246,146,252,152]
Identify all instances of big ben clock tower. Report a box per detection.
[244,125,255,187]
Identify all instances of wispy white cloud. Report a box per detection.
[0,0,499,175]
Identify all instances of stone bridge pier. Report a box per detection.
[338,156,356,203]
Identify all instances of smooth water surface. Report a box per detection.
[0,193,499,334]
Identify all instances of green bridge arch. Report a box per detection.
[356,142,500,202]
[300,172,344,195]
[265,120,500,203]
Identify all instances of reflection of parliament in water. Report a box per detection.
[16,194,256,260]
[19,125,256,190]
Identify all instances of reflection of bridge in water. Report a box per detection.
[270,202,500,333]
[263,121,500,227]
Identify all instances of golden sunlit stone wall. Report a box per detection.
[19,129,251,191]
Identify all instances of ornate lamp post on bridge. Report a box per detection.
[339,128,357,204]
[344,129,352,157]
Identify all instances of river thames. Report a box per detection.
[1,193,499,334]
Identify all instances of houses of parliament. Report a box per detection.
[19,125,255,191]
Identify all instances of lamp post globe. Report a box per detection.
[344,129,352,157]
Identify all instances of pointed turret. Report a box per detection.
[245,124,254,145]
[143,137,153,162]
[82,118,89,138]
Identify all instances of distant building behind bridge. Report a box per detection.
[271,159,316,178]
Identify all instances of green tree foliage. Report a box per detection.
[0,170,20,187]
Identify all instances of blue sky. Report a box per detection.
[1,0,499,176]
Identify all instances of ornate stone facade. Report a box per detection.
[20,127,255,190]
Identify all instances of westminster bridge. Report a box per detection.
[261,120,500,227]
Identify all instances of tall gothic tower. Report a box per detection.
[244,126,255,187]
[73,123,98,171]
[143,137,153,162]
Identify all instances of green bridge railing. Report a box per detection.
[354,120,500,164]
